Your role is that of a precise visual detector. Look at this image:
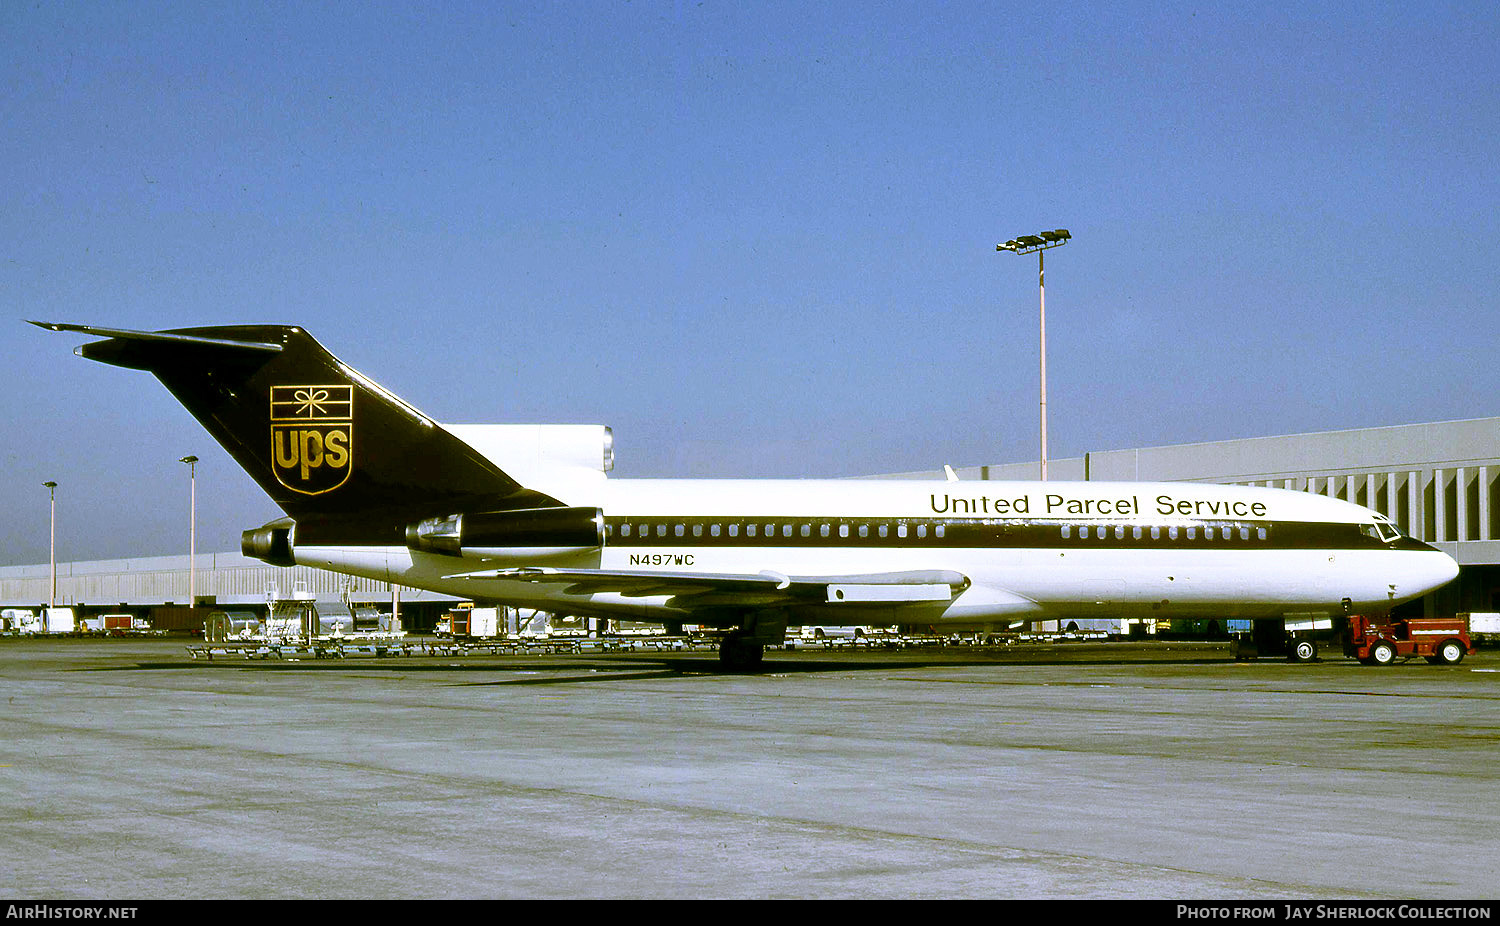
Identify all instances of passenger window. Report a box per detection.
[692,524,703,537]
[746,524,756,538]
[1132,526,1143,540]
[710,524,721,537]
[839,524,849,538]
[675,524,685,537]
[917,525,927,539]
[729,524,740,537]
[820,524,830,538]
[656,524,667,538]
[858,525,869,538]
[1150,526,1160,540]
[1168,526,1178,540]
[621,525,632,537]
[897,525,908,538]
[1062,525,1073,539]
[879,525,889,538]
[935,524,945,539]
[782,524,793,538]
[1257,527,1267,540]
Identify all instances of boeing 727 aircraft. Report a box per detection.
[33,321,1459,668]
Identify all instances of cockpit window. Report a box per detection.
[1367,516,1402,543]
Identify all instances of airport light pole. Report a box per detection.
[42,481,57,608]
[180,456,198,610]
[997,229,1071,481]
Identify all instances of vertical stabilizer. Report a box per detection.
[32,322,557,519]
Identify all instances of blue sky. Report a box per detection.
[3,1,1498,564]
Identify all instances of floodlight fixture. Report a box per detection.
[996,229,1070,255]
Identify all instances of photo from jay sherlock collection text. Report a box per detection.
[1177,905,1493,921]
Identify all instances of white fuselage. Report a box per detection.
[293,478,1460,626]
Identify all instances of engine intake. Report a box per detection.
[406,507,604,558]
[242,518,296,567]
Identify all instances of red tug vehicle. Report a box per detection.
[1344,614,1475,666]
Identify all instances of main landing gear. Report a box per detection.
[718,632,765,671]
[715,611,786,671]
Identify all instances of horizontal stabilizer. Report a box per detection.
[28,321,284,358]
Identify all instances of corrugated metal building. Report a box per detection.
[6,416,1500,619]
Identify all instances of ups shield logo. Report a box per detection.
[270,385,353,495]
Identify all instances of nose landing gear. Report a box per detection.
[1291,636,1319,663]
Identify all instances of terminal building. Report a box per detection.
[4,416,1500,628]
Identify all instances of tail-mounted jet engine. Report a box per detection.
[406,506,604,561]
[242,518,296,567]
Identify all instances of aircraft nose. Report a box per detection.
[1438,549,1460,585]
[1386,540,1460,602]
[1415,544,1460,593]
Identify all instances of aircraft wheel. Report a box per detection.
[718,634,764,671]
[1291,639,1318,663]
[1369,641,1397,666]
[1436,640,1466,665]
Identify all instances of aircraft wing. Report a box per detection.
[445,566,972,609]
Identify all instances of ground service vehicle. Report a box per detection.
[1345,614,1474,666]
